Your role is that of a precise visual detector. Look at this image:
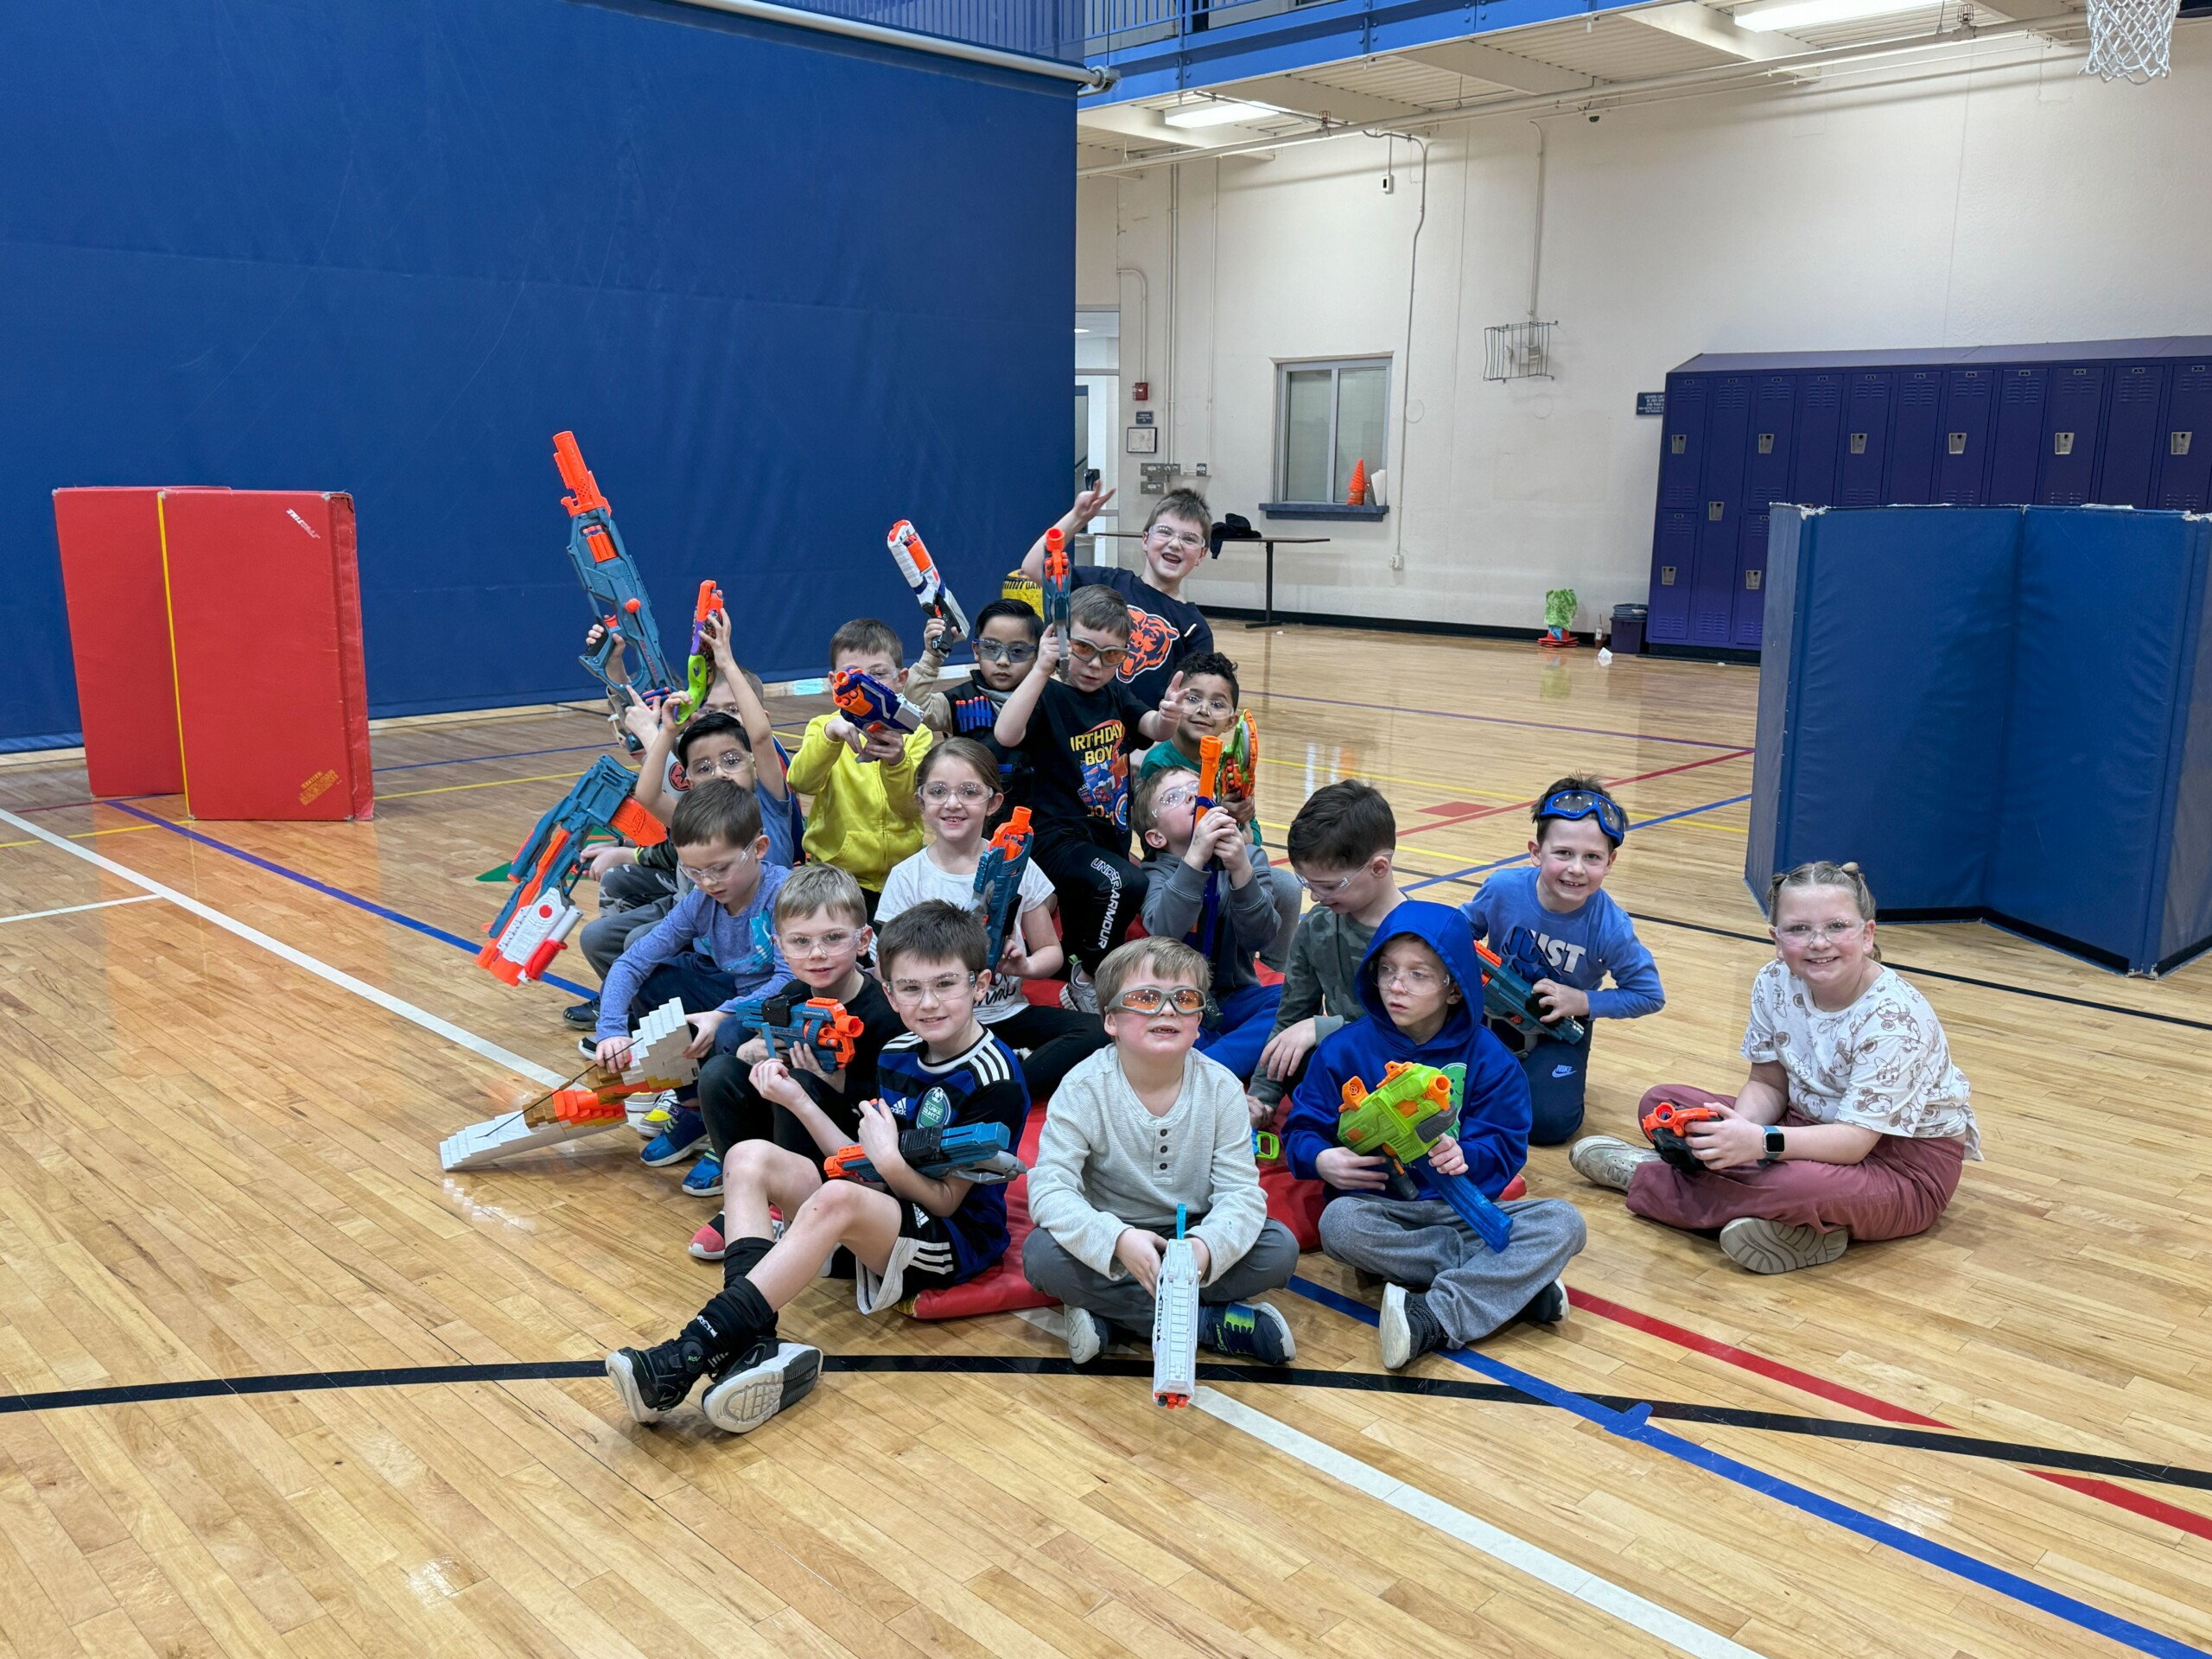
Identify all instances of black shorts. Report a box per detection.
[855,1198,963,1315]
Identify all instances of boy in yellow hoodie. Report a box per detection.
[785,618,934,919]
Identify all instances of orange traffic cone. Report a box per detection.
[1347,459,1369,505]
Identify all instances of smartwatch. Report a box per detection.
[1762,1126,1786,1165]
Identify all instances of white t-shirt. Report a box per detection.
[1742,960,1980,1158]
[875,847,1056,1023]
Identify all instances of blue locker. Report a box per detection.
[1746,374,1796,509]
[1648,512,1697,642]
[1693,376,1754,645]
[1734,511,1769,648]
[1887,369,1943,503]
[2098,362,2167,507]
[1836,372,1893,505]
[2159,359,2212,509]
[1936,368,1994,503]
[2037,363,2105,504]
[1791,372,1846,505]
[1659,377,1706,510]
[1990,366,2048,505]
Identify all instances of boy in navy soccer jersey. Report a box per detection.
[606,901,1029,1435]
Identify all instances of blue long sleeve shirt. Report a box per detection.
[594,864,792,1040]
[1459,868,1663,1022]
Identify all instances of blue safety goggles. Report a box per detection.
[1538,789,1629,842]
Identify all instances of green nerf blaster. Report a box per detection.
[1338,1061,1513,1252]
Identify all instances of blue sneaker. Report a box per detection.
[682,1154,723,1198]
[1198,1301,1294,1365]
[640,1106,706,1167]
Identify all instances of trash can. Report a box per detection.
[1611,603,1648,655]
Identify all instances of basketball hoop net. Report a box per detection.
[2082,0,2179,81]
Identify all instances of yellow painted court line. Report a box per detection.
[378,770,588,801]
[0,823,160,852]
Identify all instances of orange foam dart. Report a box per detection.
[1346,458,1369,506]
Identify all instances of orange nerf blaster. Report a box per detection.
[686,579,727,709]
[887,519,971,641]
[1040,527,1073,632]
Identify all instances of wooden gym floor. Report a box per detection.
[0,630,2207,1659]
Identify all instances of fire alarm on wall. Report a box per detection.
[1133,381,1150,401]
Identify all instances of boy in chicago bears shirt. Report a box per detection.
[605,900,1028,1436]
[1460,777,1663,1144]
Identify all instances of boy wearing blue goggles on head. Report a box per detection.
[1459,775,1664,1144]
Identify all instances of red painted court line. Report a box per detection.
[1397,748,1754,842]
[1568,1287,2212,1541]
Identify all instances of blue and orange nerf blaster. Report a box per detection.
[685,579,727,710]
[727,990,866,1070]
[887,519,970,643]
[822,1119,1023,1185]
[1040,527,1073,633]
[972,806,1033,973]
[556,431,679,751]
[481,755,665,984]
[830,667,928,762]
[1338,1062,1514,1252]
[1475,938,1587,1049]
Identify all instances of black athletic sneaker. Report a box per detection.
[1378,1284,1448,1370]
[1198,1301,1295,1364]
[700,1335,823,1434]
[1519,1278,1568,1326]
[563,998,601,1031]
[604,1336,710,1424]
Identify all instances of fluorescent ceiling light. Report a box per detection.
[1162,98,1275,128]
[1733,0,1929,29]
[1075,327,1090,334]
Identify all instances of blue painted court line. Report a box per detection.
[1402,794,1754,894]
[1251,689,1753,752]
[1290,1277,2209,1659]
[107,804,598,1000]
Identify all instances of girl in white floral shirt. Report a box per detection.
[1569,861,1979,1274]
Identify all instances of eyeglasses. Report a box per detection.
[1146,528,1207,552]
[1154,783,1200,810]
[781,926,857,957]
[1377,963,1442,992]
[974,639,1037,664]
[891,971,977,1002]
[1180,692,1235,717]
[1066,639,1128,668]
[1777,920,1867,944]
[1111,984,1207,1015]
[919,782,992,804]
[677,849,755,883]
[1294,871,1356,896]
[683,750,753,778]
[1536,789,1630,842]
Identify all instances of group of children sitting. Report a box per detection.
[563,484,1981,1438]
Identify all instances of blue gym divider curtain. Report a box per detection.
[3,0,1075,745]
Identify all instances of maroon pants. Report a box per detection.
[1624,1084,1966,1241]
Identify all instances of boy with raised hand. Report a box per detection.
[1019,485,1215,709]
[917,597,1043,828]
[593,781,792,1166]
[1131,767,1282,1084]
[1246,781,1408,1128]
[1461,776,1662,1146]
[785,617,934,922]
[1023,938,1300,1368]
[995,586,1182,1009]
[1133,648,1300,970]
[1284,903,1587,1371]
[684,862,906,1258]
[605,901,1030,1435]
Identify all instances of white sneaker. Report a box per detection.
[1569,1135,1660,1192]
[1064,1306,1106,1365]
[1062,968,1098,1014]
[629,1090,676,1137]
[1719,1217,1849,1274]
[700,1339,823,1434]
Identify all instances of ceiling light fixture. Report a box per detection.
[1161,98,1275,129]
[1732,0,1931,31]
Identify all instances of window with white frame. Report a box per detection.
[1274,357,1389,504]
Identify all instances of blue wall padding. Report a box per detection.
[3,0,1075,743]
[1749,505,2212,976]
[1747,506,2021,910]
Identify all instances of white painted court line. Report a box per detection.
[0,895,162,927]
[1195,1387,1768,1659]
[0,808,563,1088]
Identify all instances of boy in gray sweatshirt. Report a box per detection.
[1133,767,1281,1084]
[1022,938,1300,1367]
[1245,781,1409,1125]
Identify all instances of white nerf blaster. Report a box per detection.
[887,518,970,642]
[1151,1205,1201,1409]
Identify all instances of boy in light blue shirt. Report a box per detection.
[1459,776,1662,1144]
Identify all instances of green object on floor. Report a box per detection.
[475,862,512,882]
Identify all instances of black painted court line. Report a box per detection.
[9,1356,2209,1498]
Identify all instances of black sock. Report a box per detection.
[722,1233,774,1286]
[683,1276,776,1369]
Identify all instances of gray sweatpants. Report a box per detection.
[1262,866,1301,972]
[1023,1219,1301,1333]
[581,863,678,983]
[1318,1196,1586,1345]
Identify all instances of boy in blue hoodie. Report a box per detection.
[1461,777,1663,1145]
[1284,901,1587,1370]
